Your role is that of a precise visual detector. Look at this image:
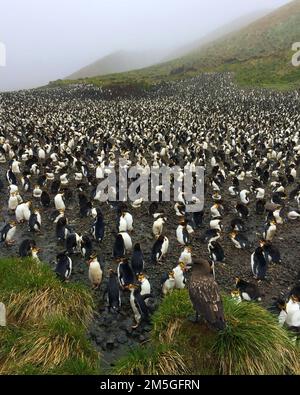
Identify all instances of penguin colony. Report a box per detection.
[0,73,300,337]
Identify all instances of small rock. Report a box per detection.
[120,318,134,334]
[125,326,133,335]
[96,335,105,345]
[106,336,115,350]
[101,316,113,328]
[144,325,152,333]
[117,333,128,345]
[130,329,141,338]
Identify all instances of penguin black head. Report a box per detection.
[57,251,68,260]
[290,286,300,303]
[157,235,164,242]
[134,243,141,251]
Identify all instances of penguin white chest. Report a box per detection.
[130,292,141,324]
[6,227,16,241]
[8,196,18,210]
[173,267,185,289]
[119,217,127,232]
[120,233,132,252]
[153,219,163,236]
[55,195,65,210]
[88,261,102,287]
[232,238,242,249]
[179,250,192,265]
[161,237,169,255]
[23,206,31,221]
[140,279,151,296]
[163,279,175,295]
[124,213,133,231]
[176,226,185,244]
[266,225,276,241]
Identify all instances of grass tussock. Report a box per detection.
[116,290,300,376]
[0,258,94,327]
[0,258,100,375]
[0,315,99,374]
[151,290,194,341]
[213,297,300,375]
[113,343,189,375]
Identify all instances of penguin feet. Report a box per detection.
[5,240,15,246]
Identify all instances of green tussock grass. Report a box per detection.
[0,258,100,375]
[8,358,101,376]
[0,315,99,374]
[115,290,300,376]
[113,343,188,376]
[214,296,300,375]
[151,290,194,340]
[0,258,94,327]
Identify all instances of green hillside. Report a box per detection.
[66,49,166,80]
[50,0,300,90]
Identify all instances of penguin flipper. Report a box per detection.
[102,288,108,301]
[161,273,169,285]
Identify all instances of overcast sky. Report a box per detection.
[0,0,291,92]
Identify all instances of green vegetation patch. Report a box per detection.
[0,258,100,375]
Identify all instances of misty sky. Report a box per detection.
[0,0,291,92]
